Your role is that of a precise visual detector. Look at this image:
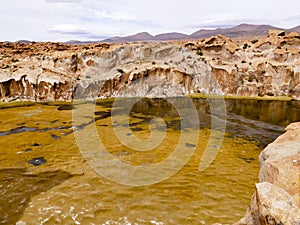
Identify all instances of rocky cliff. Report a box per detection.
[0,30,300,102]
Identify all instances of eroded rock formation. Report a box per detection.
[192,30,300,99]
[236,182,300,225]
[0,29,300,101]
[236,122,300,225]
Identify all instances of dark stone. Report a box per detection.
[131,127,143,131]
[28,157,46,166]
[51,134,61,140]
[32,143,41,147]
[238,156,255,163]
[185,143,196,148]
[50,119,59,124]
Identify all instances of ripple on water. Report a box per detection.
[1,98,300,224]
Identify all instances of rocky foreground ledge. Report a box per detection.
[0,29,300,101]
[235,122,300,225]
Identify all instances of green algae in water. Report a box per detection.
[0,101,36,109]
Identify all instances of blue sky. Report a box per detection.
[1,0,300,41]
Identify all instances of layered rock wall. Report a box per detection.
[190,30,300,99]
[0,30,300,101]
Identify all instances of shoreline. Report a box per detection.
[188,93,294,101]
[235,122,300,225]
[0,95,296,109]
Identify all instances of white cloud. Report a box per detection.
[0,0,300,41]
[79,8,136,22]
[47,23,122,41]
[108,11,136,21]
[47,24,89,35]
[282,13,300,26]
[46,0,136,22]
[45,0,82,3]
[187,17,266,30]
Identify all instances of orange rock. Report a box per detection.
[0,31,300,101]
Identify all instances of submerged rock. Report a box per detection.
[51,134,61,140]
[185,143,196,148]
[32,143,41,147]
[28,157,46,166]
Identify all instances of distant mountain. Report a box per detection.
[67,24,300,44]
[289,25,300,33]
[14,40,32,44]
[65,40,101,45]
[105,32,154,43]
[154,32,189,41]
[7,24,300,45]
[190,24,281,39]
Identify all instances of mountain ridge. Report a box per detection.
[13,23,300,44]
[102,23,300,43]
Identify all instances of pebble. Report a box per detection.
[185,143,196,148]
[51,134,61,140]
[28,157,47,166]
[32,143,41,147]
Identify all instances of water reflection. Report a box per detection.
[0,98,300,224]
[0,169,72,224]
[224,99,300,146]
[96,98,300,146]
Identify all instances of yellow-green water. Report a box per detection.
[0,98,299,224]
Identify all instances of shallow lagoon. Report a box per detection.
[0,98,300,224]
